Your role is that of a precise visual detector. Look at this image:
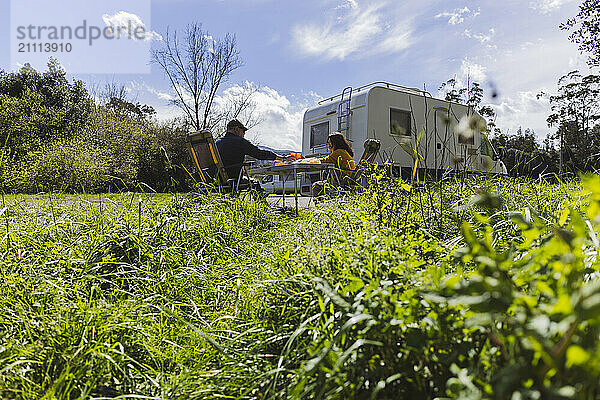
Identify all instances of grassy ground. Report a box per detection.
[0,177,599,399]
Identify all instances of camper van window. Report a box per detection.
[459,132,475,146]
[260,175,273,184]
[390,109,411,136]
[479,142,487,156]
[310,121,330,148]
[480,137,493,156]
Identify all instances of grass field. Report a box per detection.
[1,177,599,399]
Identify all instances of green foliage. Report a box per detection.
[85,107,191,192]
[435,176,600,399]
[0,174,599,399]
[484,70,600,177]
[561,0,600,67]
[0,59,93,157]
[11,137,111,193]
[543,71,600,173]
[0,193,284,398]
[491,128,558,178]
[289,234,482,399]
[0,90,67,160]
[0,61,191,193]
[281,176,597,399]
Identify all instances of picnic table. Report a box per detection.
[249,161,334,215]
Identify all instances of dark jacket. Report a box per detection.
[216,132,278,180]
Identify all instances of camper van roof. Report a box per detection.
[318,81,432,105]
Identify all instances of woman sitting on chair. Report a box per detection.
[320,132,355,176]
[312,132,356,195]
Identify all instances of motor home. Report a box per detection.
[259,174,309,195]
[302,82,506,179]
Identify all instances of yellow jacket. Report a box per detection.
[320,149,356,177]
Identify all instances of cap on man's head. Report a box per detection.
[227,119,248,131]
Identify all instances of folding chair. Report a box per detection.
[187,130,251,194]
[346,139,381,186]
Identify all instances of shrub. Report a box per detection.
[9,137,111,193]
[86,109,191,192]
[437,177,600,399]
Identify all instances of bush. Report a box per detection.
[7,138,111,193]
[437,177,600,399]
[86,109,191,192]
[0,61,194,193]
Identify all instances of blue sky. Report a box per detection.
[0,0,593,150]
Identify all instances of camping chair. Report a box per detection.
[314,139,381,196]
[187,130,251,194]
[346,139,381,186]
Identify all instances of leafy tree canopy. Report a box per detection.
[0,58,93,135]
[438,78,497,126]
[561,0,600,67]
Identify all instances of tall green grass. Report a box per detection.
[0,176,598,399]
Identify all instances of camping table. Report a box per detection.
[249,162,333,215]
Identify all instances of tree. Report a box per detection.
[208,81,262,136]
[539,70,600,172]
[0,60,93,160]
[491,128,555,177]
[493,127,539,154]
[106,97,156,121]
[99,80,129,103]
[152,23,243,131]
[545,71,600,134]
[561,0,600,67]
[439,78,497,129]
[439,78,466,103]
[0,58,93,136]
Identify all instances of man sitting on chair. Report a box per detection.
[216,119,294,180]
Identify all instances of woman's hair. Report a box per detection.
[328,132,354,157]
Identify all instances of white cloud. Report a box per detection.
[435,7,480,25]
[336,0,358,10]
[101,11,163,41]
[140,82,318,150]
[212,84,322,150]
[378,25,413,53]
[291,2,412,61]
[145,85,176,102]
[529,0,577,14]
[202,35,216,53]
[492,91,551,137]
[436,59,488,102]
[435,57,554,138]
[476,31,593,140]
[243,87,314,150]
[463,28,496,45]
[494,91,549,115]
[292,4,382,61]
[461,59,487,83]
[520,41,537,50]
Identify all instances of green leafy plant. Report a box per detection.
[435,176,600,399]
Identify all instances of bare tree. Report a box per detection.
[88,79,129,105]
[152,23,243,131]
[100,80,129,103]
[208,81,263,135]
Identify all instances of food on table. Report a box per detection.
[294,158,320,164]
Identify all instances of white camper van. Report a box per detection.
[259,174,311,195]
[302,82,506,179]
